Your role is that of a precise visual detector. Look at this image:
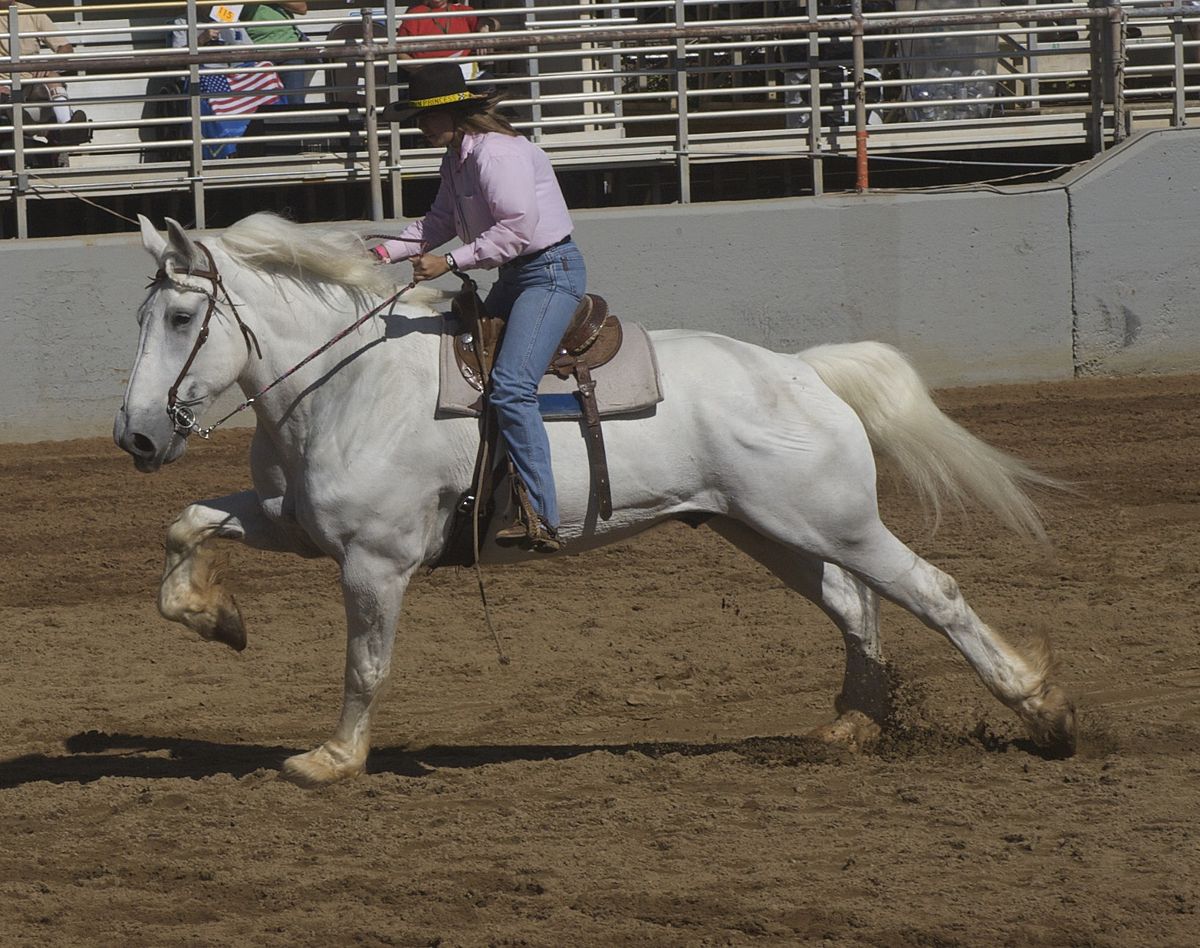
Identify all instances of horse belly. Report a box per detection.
[547,332,864,532]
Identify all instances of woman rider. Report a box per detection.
[373,63,585,553]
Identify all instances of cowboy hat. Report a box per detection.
[385,62,489,122]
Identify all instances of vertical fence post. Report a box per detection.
[7,4,28,237]
[1171,3,1187,126]
[1110,3,1126,139]
[525,0,542,144]
[362,11,384,222]
[385,0,403,217]
[851,0,868,192]
[674,0,691,203]
[806,0,824,195]
[1087,0,1120,152]
[187,2,205,229]
[609,1,625,137]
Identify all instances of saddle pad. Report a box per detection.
[437,318,663,419]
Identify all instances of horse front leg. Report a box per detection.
[160,490,319,650]
[281,551,415,788]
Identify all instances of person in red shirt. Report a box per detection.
[396,0,497,80]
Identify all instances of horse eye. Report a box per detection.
[170,311,193,328]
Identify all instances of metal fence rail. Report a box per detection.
[3,0,1198,237]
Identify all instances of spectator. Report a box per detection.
[171,19,284,158]
[243,2,311,105]
[0,0,90,147]
[778,1,888,130]
[396,0,498,81]
[1034,0,1078,45]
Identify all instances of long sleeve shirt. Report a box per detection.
[0,4,68,59]
[377,131,573,271]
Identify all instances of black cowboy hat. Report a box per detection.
[385,62,490,122]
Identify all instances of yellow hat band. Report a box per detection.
[410,91,478,109]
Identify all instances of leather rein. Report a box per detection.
[158,241,412,440]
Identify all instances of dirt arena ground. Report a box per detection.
[1,373,1198,947]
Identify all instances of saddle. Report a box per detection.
[452,290,622,392]
[436,276,623,567]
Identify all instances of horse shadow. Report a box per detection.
[0,724,1060,788]
[0,729,900,789]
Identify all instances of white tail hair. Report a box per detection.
[799,341,1063,543]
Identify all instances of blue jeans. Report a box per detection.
[277,60,312,106]
[485,239,586,530]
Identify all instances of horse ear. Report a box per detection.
[163,217,203,271]
[138,214,167,260]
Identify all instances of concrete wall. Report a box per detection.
[0,234,163,443]
[576,187,1072,386]
[1064,129,1200,376]
[1,127,1197,443]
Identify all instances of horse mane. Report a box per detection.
[217,211,450,311]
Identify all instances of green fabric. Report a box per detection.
[245,5,302,45]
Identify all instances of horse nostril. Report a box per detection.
[131,432,157,456]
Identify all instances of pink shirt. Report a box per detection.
[377,131,573,270]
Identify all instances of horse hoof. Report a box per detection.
[1017,686,1084,763]
[179,595,246,651]
[807,710,881,751]
[279,744,363,788]
[211,597,246,651]
[1023,683,1077,758]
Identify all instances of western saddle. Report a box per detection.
[436,274,623,566]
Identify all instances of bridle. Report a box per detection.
[155,240,414,440]
[160,241,262,438]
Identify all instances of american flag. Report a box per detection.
[198,63,283,116]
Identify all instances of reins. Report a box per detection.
[162,241,415,439]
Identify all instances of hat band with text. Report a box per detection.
[409,91,480,109]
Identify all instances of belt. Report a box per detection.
[505,234,572,268]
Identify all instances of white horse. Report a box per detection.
[114,212,1076,787]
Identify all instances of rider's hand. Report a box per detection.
[410,252,451,283]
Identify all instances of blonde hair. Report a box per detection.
[450,98,519,146]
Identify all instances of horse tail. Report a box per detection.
[798,341,1063,543]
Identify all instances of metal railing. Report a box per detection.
[2,1,1199,238]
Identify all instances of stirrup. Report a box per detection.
[493,517,563,553]
[528,522,563,553]
[496,466,564,552]
[494,519,529,547]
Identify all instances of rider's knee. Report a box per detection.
[489,374,537,412]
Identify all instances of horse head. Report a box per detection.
[114,216,255,472]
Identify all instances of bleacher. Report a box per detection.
[3,1,1199,238]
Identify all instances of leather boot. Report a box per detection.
[527,522,562,554]
[494,520,529,547]
[47,110,91,147]
[494,518,563,553]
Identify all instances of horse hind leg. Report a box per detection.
[710,518,888,750]
[838,523,1076,756]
